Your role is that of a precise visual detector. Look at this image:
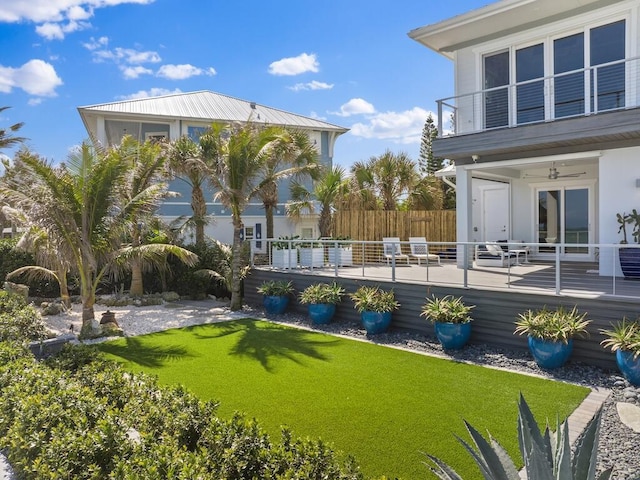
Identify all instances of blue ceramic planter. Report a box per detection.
[434,322,472,350]
[616,350,640,386]
[308,303,336,324]
[360,311,392,334]
[528,337,573,369]
[619,248,640,279]
[263,295,289,314]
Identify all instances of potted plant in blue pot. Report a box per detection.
[350,285,399,334]
[515,305,590,369]
[617,210,640,279]
[601,318,640,386]
[298,282,345,324]
[421,294,474,350]
[257,280,294,314]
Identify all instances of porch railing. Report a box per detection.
[436,56,640,137]
[249,238,640,301]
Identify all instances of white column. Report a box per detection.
[456,166,473,268]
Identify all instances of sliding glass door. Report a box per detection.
[536,186,592,258]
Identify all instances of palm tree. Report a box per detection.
[0,144,197,338]
[199,122,288,310]
[113,136,192,297]
[0,106,26,151]
[287,165,349,238]
[343,160,380,211]
[405,176,444,211]
[256,129,320,240]
[368,150,418,210]
[167,136,211,246]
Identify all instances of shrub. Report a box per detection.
[0,345,361,479]
[0,291,48,342]
[0,239,60,298]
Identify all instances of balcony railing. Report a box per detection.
[250,238,640,301]
[436,56,640,137]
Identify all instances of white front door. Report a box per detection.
[481,185,510,241]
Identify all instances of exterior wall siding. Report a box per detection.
[245,269,625,370]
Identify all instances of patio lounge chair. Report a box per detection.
[382,237,409,265]
[475,242,516,267]
[408,237,441,265]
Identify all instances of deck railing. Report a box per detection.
[436,56,640,137]
[250,239,640,301]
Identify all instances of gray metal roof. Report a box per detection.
[78,90,348,133]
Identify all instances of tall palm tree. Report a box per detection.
[256,129,320,240]
[287,165,348,238]
[199,122,288,310]
[344,160,380,211]
[0,106,26,151]
[0,144,197,338]
[113,136,190,297]
[167,136,211,246]
[368,150,418,210]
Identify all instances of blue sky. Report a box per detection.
[0,0,493,168]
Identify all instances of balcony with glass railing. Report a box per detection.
[436,56,640,138]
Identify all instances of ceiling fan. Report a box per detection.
[524,162,586,180]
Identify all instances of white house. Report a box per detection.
[77,90,348,246]
[409,0,640,276]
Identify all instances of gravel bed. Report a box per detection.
[248,307,640,479]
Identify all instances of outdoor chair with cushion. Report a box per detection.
[408,237,441,265]
[382,237,409,265]
[475,242,517,267]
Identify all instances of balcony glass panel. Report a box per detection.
[554,33,585,118]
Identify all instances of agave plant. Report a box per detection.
[423,393,613,480]
[514,305,590,344]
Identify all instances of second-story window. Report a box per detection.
[483,51,509,129]
[590,20,626,112]
[516,43,545,124]
[553,32,585,119]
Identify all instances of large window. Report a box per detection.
[484,51,509,129]
[481,19,626,128]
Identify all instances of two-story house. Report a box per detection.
[78,90,348,247]
[410,0,640,276]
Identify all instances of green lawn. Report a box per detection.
[98,319,590,479]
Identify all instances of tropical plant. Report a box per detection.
[351,150,418,211]
[167,135,213,246]
[256,128,320,240]
[600,318,640,357]
[423,393,613,480]
[350,285,399,313]
[257,280,294,297]
[0,290,48,342]
[617,209,640,244]
[0,145,197,338]
[0,106,26,151]
[272,235,300,250]
[420,294,474,324]
[198,122,295,311]
[299,282,345,305]
[287,165,349,238]
[514,305,590,344]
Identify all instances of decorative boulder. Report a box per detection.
[3,281,29,299]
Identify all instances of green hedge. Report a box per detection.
[0,239,59,298]
[0,291,47,342]
[0,343,363,480]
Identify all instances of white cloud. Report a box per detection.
[288,80,333,92]
[91,46,161,64]
[36,19,89,39]
[309,111,327,121]
[117,87,182,100]
[157,64,216,80]
[82,36,109,50]
[121,65,153,79]
[349,107,431,144]
[268,53,319,76]
[28,98,44,106]
[0,0,154,39]
[0,59,63,96]
[331,98,376,117]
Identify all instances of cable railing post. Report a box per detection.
[391,241,396,282]
[555,244,561,295]
[463,242,468,288]
[334,240,339,278]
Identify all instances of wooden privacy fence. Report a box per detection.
[332,210,456,243]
